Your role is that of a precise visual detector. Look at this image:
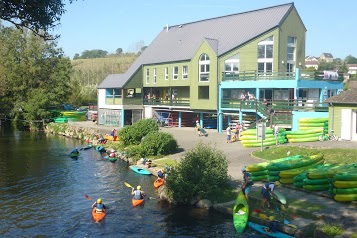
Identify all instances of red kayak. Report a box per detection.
[154,178,164,188]
[132,198,145,207]
[92,208,106,223]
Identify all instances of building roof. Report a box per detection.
[321,53,333,58]
[325,89,357,104]
[97,74,126,89]
[98,2,300,89]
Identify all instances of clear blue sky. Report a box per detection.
[54,0,355,60]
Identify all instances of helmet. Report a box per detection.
[241,166,246,172]
[97,198,102,204]
[269,216,275,221]
[137,185,141,190]
[274,181,281,186]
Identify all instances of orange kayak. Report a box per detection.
[92,208,106,223]
[154,178,164,188]
[132,198,145,207]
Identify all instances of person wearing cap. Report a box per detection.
[131,185,145,200]
[241,166,253,201]
[261,181,280,209]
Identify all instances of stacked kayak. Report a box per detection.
[331,169,357,202]
[60,111,87,121]
[233,191,249,234]
[286,118,327,143]
[240,128,287,147]
[292,164,336,188]
[92,208,106,223]
[54,117,68,123]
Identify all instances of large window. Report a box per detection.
[257,36,273,75]
[165,67,168,80]
[198,86,209,99]
[146,68,149,84]
[199,53,210,82]
[153,68,156,84]
[225,53,240,74]
[173,66,178,80]
[182,66,188,79]
[287,36,296,71]
[106,88,121,104]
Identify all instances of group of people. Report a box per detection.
[226,122,244,143]
[240,91,256,101]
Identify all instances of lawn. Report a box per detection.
[252,146,357,164]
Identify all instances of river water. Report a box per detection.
[0,125,259,238]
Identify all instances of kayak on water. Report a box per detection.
[92,208,106,223]
[132,198,145,207]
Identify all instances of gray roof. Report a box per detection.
[325,89,357,104]
[97,74,126,89]
[99,2,300,89]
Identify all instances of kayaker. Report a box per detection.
[132,186,145,200]
[92,198,106,213]
[261,181,280,209]
[241,167,253,201]
[157,169,164,179]
[71,148,79,154]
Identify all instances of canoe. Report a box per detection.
[303,184,330,191]
[333,180,357,188]
[69,151,80,158]
[332,187,357,194]
[267,154,324,171]
[132,198,145,207]
[246,155,302,172]
[248,222,293,238]
[81,144,93,150]
[154,178,164,188]
[129,165,151,175]
[334,194,357,202]
[233,191,249,234]
[92,208,106,223]
[272,191,287,205]
[279,160,325,178]
[333,170,357,181]
[303,178,330,185]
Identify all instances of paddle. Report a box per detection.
[275,206,296,228]
[124,182,157,200]
[84,193,92,200]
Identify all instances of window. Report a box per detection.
[257,36,273,75]
[146,68,149,84]
[225,53,240,74]
[165,67,168,80]
[198,86,209,99]
[182,66,188,79]
[153,68,156,84]
[287,36,296,68]
[199,53,210,82]
[106,88,121,103]
[173,66,178,80]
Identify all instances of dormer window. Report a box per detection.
[199,53,210,82]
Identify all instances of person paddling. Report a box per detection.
[131,186,145,200]
[92,198,106,213]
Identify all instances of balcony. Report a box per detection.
[143,99,190,107]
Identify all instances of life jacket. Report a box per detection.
[158,170,164,178]
[96,203,104,212]
[264,182,274,190]
[134,190,142,200]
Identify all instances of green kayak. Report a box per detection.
[308,163,357,179]
[303,184,330,191]
[333,170,357,181]
[303,178,330,185]
[332,187,357,194]
[267,154,323,171]
[233,191,249,234]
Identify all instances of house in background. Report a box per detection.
[305,56,319,70]
[325,89,357,141]
[97,3,344,131]
[320,53,333,62]
[347,64,357,75]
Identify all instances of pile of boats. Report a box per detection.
[240,128,287,147]
[286,118,328,143]
[245,154,357,202]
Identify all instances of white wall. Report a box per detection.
[98,89,123,110]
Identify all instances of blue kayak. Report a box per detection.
[129,165,151,175]
[248,222,293,238]
[80,144,93,150]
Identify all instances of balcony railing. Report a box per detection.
[221,99,329,112]
[143,99,190,107]
[222,70,344,81]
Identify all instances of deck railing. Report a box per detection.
[222,70,344,81]
[143,99,190,107]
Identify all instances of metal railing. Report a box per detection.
[143,99,190,107]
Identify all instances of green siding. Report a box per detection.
[125,68,143,89]
[190,40,218,110]
[329,105,357,138]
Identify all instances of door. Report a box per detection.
[341,109,352,140]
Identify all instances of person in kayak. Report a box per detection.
[241,166,253,201]
[261,181,280,209]
[132,185,145,200]
[71,148,79,154]
[92,198,106,213]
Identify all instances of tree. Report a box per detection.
[0,24,73,129]
[116,48,123,55]
[345,55,357,64]
[81,49,108,59]
[73,53,80,60]
[0,0,78,40]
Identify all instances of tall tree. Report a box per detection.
[0,0,78,40]
[345,55,357,64]
[0,25,73,129]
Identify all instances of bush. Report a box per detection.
[321,223,344,236]
[141,131,178,156]
[165,142,230,204]
[119,119,159,146]
[126,144,146,159]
